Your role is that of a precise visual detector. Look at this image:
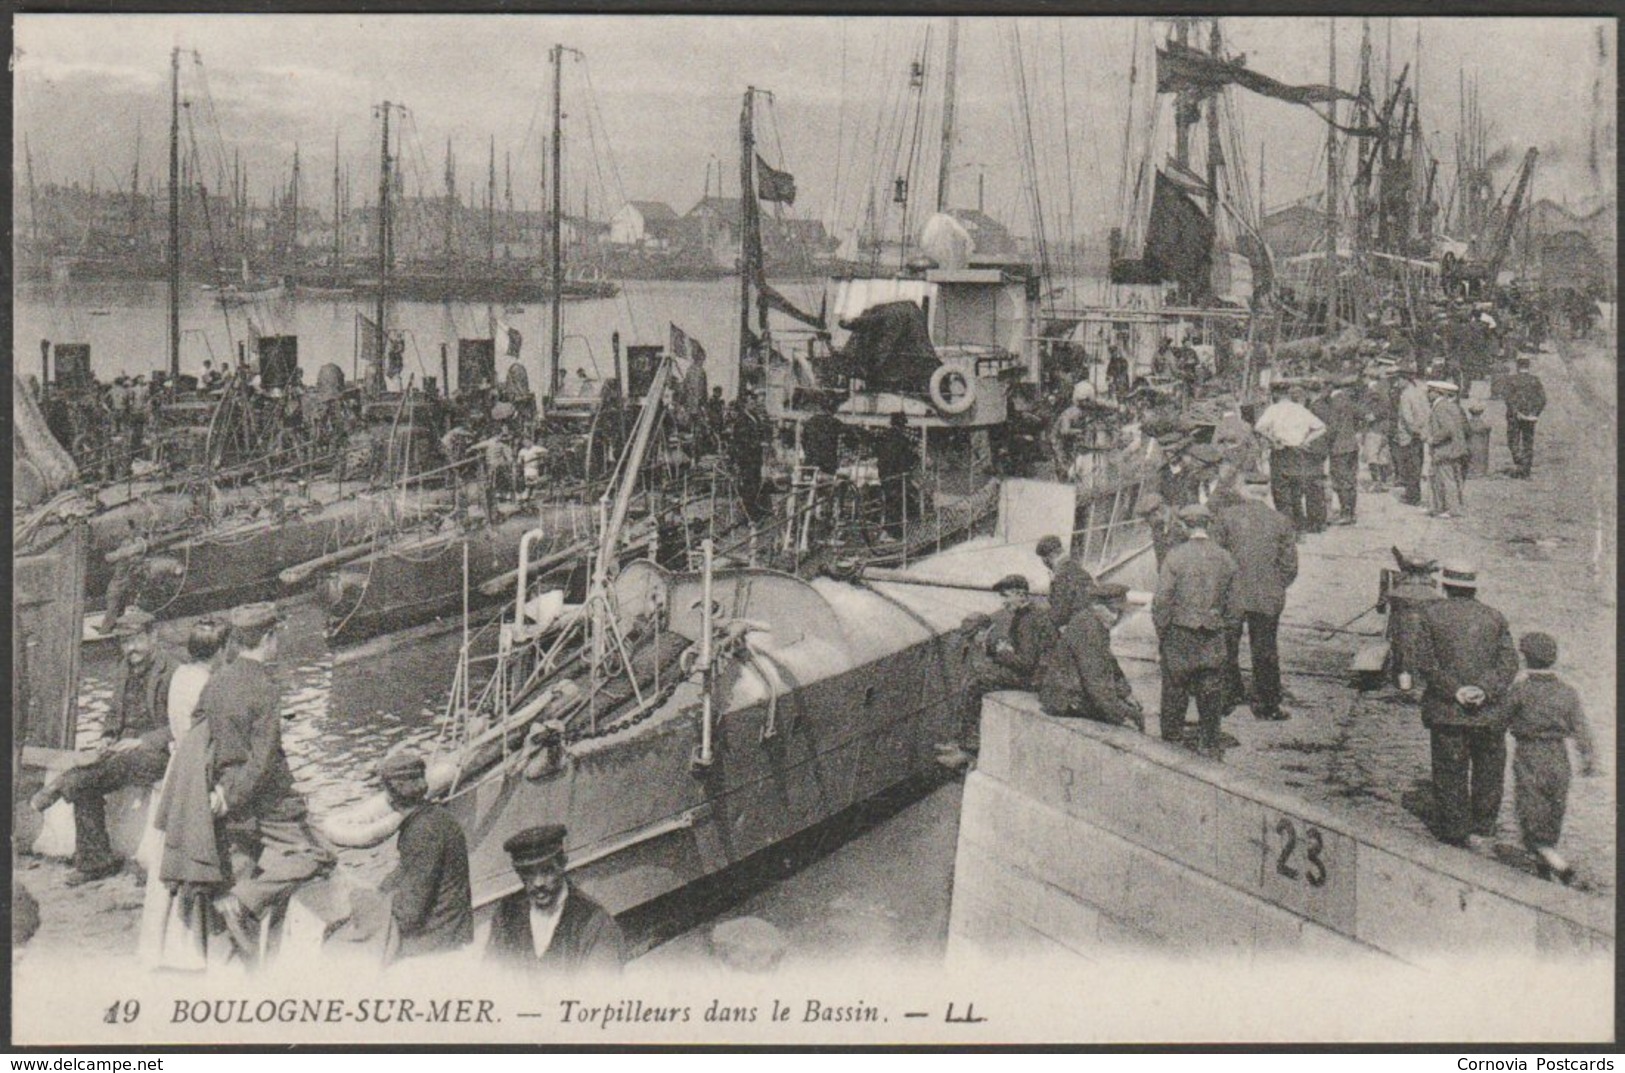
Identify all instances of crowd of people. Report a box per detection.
[29,602,627,974]
[945,311,1595,884]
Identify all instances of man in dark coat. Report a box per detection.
[941,573,1058,771]
[486,824,626,975]
[31,609,175,884]
[1210,489,1298,721]
[1323,381,1365,524]
[728,395,769,522]
[1410,562,1521,848]
[875,411,918,538]
[1152,505,1240,758]
[377,751,473,960]
[1038,584,1143,729]
[203,603,335,954]
[801,398,843,477]
[1501,356,1547,478]
[1036,534,1093,629]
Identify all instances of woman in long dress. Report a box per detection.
[135,617,229,970]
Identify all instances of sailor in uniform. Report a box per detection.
[485,824,627,975]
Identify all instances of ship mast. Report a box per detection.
[290,144,301,277]
[332,130,342,274]
[1324,18,1339,330]
[375,100,394,379]
[740,87,755,375]
[934,17,959,214]
[549,45,568,398]
[1204,20,1223,237]
[168,47,181,380]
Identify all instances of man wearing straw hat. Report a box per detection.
[1410,561,1521,848]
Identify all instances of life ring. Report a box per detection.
[928,365,976,415]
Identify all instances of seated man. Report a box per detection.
[1038,583,1144,729]
[376,751,474,961]
[940,574,1057,771]
[32,609,175,884]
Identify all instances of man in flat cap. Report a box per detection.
[1322,379,1367,525]
[1152,504,1240,758]
[942,573,1058,771]
[1501,355,1547,479]
[1135,491,1184,570]
[1209,487,1298,721]
[1425,380,1469,518]
[486,824,626,974]
[31,608,175,885]
[377,750,473,961]
[1038,584,1144,730]
[197,603,335,955]
[1409,562,1521,848]
[1036,534,1094,630]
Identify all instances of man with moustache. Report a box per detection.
[485,824,626,974]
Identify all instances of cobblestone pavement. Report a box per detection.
[1115,329,1616,897]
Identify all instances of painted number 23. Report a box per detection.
[1272,816,1328,888]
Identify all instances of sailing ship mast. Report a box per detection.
[934,18,959,214]
[289,145,301,278]
[168,47,181,380]
[1324,18,1339,329]
[374,100,395,382]
[332,130,342,272]
[548,45,571,399]
[739,87,757,374]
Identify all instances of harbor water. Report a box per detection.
[13,276,803,400]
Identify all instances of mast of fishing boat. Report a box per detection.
[375,101,394,380]
[549,45,567,399]
[1174,20,1193,170]
[487,135,496,266]
[934,17,959,214]
[1324,18,1339,329]
[1204,20,1223,237]
[333,130,342,274]
[290,144,301,279]
[168,47,181,380]
[739,87,756,376]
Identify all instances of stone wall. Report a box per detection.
[949,692,1613,966]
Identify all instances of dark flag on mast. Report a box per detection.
[755,155,797,205]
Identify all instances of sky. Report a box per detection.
[13,14,1617,243]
